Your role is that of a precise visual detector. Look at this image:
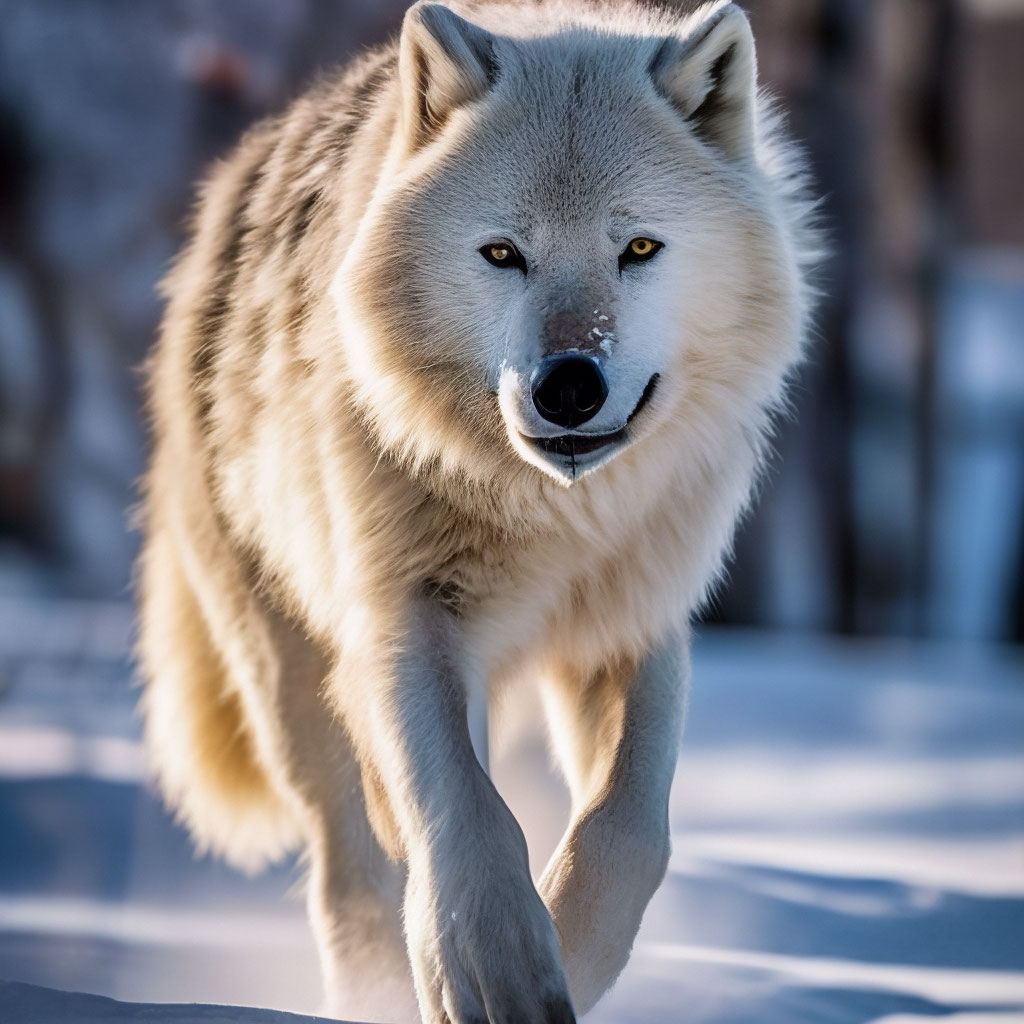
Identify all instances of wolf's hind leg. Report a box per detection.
[537,635,688,1014]
[302,738,418,1024]
[235,601,419,1023]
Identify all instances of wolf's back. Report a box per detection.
[136,46,399,873]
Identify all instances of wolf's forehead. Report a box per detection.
[466,42,678,228]
[510,35,658,131]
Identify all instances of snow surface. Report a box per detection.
[0,602,1022,1022]
[0,979,338,1022]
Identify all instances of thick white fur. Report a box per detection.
[137,2,820,1021]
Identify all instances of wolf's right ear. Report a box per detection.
[398,2,497,151]
[650,2,757,161]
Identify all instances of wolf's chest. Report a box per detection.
[435,522,675,674]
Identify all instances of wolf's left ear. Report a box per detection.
[399,2,497,151]
[650,2,757,161]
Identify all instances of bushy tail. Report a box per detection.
[137,528,301,873]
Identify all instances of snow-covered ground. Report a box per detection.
[0,600,1022,1022]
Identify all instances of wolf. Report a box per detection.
[137,0,819,1020]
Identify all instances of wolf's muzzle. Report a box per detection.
[520,373,660,466]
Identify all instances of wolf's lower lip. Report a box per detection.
[522,428,627,458]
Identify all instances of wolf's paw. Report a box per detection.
[404,858,575,1024]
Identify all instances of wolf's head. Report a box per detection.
[336,0,814,488]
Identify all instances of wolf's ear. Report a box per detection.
[650,2,757,161]
[399,2,496,150]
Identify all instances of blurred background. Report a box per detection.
[0,2,1022,1022]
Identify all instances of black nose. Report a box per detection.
[531,355,609,429]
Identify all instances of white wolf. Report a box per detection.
[137,1,819,1021]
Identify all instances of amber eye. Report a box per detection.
[480,240,527,273]
[619,236,663,272]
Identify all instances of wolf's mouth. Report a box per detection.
[520,373,660,460]
[527,428,627,458]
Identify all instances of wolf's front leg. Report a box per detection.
[538,634,688,1015]
[333,597,574,1024]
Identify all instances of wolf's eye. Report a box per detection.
[480,241,527,274]
[619,237,663,271]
